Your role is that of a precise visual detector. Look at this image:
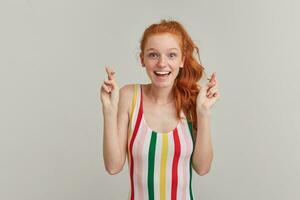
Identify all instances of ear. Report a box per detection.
[140,53,145,67]
[180,55,185,68]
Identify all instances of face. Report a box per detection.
[140,33,185,88]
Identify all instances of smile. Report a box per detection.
[154,71,171,76]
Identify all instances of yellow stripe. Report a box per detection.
[128,84,138,149]
[160,134,168,200]
[130,84,138,122]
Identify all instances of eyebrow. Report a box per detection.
[146,48,179,52]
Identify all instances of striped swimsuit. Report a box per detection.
[127,84,195,200]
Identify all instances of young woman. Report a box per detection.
[100,19,220,200]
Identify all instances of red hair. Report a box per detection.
[139,19,205,131]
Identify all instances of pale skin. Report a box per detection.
[100,33,220,175]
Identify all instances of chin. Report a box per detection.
[151,79,175,88]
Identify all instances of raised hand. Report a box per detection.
[100,67,119,108]
[196,72,220,114]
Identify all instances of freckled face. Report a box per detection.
[141,33,185,87]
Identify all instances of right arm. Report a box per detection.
[100,67,133,175]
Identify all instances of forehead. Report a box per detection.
[144,33,181,51]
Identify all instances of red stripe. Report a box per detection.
[129,86,143,200]
[171,128,181,200]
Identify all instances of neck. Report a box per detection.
[146,84,174,105]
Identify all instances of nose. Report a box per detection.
[157,55,167,67]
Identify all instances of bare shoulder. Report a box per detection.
[119,84,135,100]
[119,84,136,114]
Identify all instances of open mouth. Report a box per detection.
[154,71,171,77]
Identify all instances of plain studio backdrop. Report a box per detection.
[0,0,299,199]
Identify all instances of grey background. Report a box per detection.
[1,0,299,199]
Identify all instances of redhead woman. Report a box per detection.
[100,19,220,200]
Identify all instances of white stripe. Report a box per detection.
[176,122,187,199]
[131,117,144,199]
[165,132,174,200]
[181,120,191,200]
[153,133,162,199]
[141,126,151,198]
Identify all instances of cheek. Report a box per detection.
[170,58,182,65]
[145,59,157,65]
[144,61,157,70]
[145,67,154,76]
[171,62,182,70]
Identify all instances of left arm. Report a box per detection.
[192,109,213,176]
[192,72,220,176]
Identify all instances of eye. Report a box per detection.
[169,53,177,58]
[148,52,158,58]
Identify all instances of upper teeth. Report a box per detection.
[155,71,170,75]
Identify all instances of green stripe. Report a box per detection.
[147,131,157,200]
[188,121,194,200]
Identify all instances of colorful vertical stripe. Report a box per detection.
[147,131,157,200]
[128,84,195,200]
[171,128,181,200]
[160,134,168,200]
[129,84,143,200]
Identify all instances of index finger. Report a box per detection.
[210,72,217,83]
[207,72,217,87]
[105,67,115,80]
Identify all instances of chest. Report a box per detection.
[143,102,179,133]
